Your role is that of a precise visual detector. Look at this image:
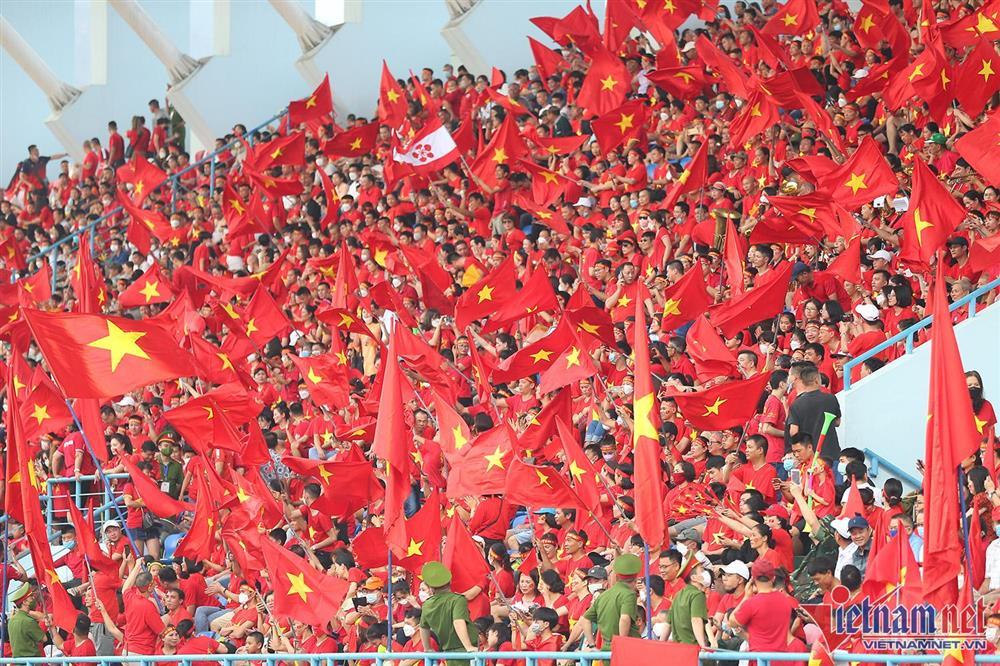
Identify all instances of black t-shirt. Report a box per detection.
[20,156,51,186]
[784,389,841,458]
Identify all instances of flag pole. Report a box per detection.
[0,519,9,657]
[643,542,653,639]
[63,399,145,561]
[958,466,976,587]
[386,547,393,654]
[806,411,838,509]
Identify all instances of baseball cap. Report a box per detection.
[721,560,751,580]
[848,515,871,531]
[763,505,790,520]
[574,196,594,208]
[586,565,609,580]
[750,558,777,579]
[362,576,384,591]
[792,262,811,279]
[868,249,893,263]
[855,302,881,322]
[102,520,122,534]
[929,132,948,145]
[677,527,702,543]
[946,236,969,247]
[830,518,851,538]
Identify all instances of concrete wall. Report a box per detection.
[838,303,1000,486]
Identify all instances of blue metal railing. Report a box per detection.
[0,473,129,529]
[22,109,289,291]
[842,276,1000,390]
[864,447,921,489]
[2,651,1000,665]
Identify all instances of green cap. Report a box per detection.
[613,553,642,577]
[421,561,452,587]
[8,583,32,603]
[929,132,947,145]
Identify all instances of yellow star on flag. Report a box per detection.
[492,147,508,164]
[218,353,234,371]
[782,13,798,25]
[578,321,600,335]
[236,487,250,503]
[663,298,681,316]
[600,75,618,92]
[452,425,468,450]
[702,397,726,416]
[305,95,317,109]
[617,294,632,308]
[908,63,925,82]
[270,147,283,160]
[859,14,875,32]
[484,446,507,471]
[339,312,355,327]
[531,349,553,363]
[565,346,581,368]
[845,172,867,195]
[350,137,363,151]
[31,404,50,424]
[387,89,400,103]
[477,284,494,303]
[407,539,424,557]
[318,465,334,485]
[221,302,240,320]
[535,468,552,487]
[913,208,933,245]
[980,59,996,82]
[286,572,313,601]
[615,113,634,133]
[568,460,585,482]
[307,367,323,384]
[139,280,160,303]
[87,321,150,372]
[633,392,658,442]
[246,319,259,336]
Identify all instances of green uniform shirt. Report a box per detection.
[419,590,478,652]
[583,581,640,647]
[9,609,45,657]
[666,584,707,645]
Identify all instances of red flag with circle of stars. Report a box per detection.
[22,309,196,399]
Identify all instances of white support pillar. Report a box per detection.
[107,0,201,84]
[74,0,108,86]
[189,0,230,58]
[268,0,335,54]
[0,17,81,111]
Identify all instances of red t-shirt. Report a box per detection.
[733,590,800,652]
[123,588,164,654]
[62,636,98,666]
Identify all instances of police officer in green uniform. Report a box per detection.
[8,583,46,658]
[419,561,478,660]
[573,553,642,648]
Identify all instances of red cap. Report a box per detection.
[750,558,777,579]
[763,505,790,520]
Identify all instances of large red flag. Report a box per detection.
[685,315,739,382]
[591,99,649,154]
[761,0,820,35]
[705,262,793,338]
[66,500,119,574]
[378,61,408,128]
[814,136,899,210]
[632,290,666,550]
[955,111,1000,187]
[504,458,587,511]
[23,310,196,398]
[670,373,771,430]
[260,536,350,626]
[120,456,194,517]
[442,514,490,594]
[116,156,167,204]
[118,262,174,308]
[372,330,411,555]
[454,253,518,330]
[898,158,966,267]
[953,39,1000,117]
[576,46,630,116]
[923,259,982,608]
[323,122,380,158]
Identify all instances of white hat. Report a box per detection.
[867,249,893,263]
[681,41,697,52]
[574,196,594,208]
[830,518,851,538]
[855,302,881,323]
[115,396,136,407]
[102,520,122,534]
[852,68,869,79]
[721,560,750,580]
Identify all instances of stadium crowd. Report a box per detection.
[1,0,1000,662]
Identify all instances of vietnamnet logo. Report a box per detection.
[825,585,989,651]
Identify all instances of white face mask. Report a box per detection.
[587,582,603,594]
[418,590,431,602]
[620,383,633,396]
[790,339,802,351]
[402,624,417,637]
[987,627,999,643]
[298,390,309,400]
[364,592,379,604]
[238,592,250,605]
[391,277,403,288]
[530,622,544,634]
[700,570,712,588]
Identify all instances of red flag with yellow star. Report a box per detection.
[468,114,528,186]
[555,416,605,512]
[443,513,492,594]
[923,258,982,608]
[863,527,923,605]
[396,490,443,574]
[246,132,305,171]
[537,329,598,394]
[23,309,195,398]
[761,0,819,35]
[632,287,666,550]
[378,61,408,128]
[19,369,72,441]
[661,140,709,210]
[518,389,573,460]
[898,158,965,268]
[116,190,173,255]
[528,36,568,90]
[645,66,710,100]
[288,73,333,127]
[814,136,898,210]
[480,265,559,335]
[222,182,267,238]
[324,122,380,158]
[281,456,382,519]
[685,315,740,383]
[455,252,517,330]
[728,86,780,149]
[289,352,351,410]
[576,45,629,116]
[705,261,793,338]
[164,395,246,454]
[4,355,38,529]
[669,373,772,430]
[239,285,292,347]
[118,262,174,308]
[515,157,577,207]
[954,39,1000,119]
[260,531,349,625]
[70,233,107,313]
[505,458,587,510]
[446,424,514,499]
[432,389,473,463]
[591,99,649,154]
[116,155,167,204]
[493,317,577,383]
[660,266,712,332]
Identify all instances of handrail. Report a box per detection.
[842,275,1000,390]
[1,651,999,665]
[864,447,922,489]
[22,109,289,290]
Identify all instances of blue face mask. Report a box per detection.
[63,540,76,550]
[994,525,1000,539]
[783,458,796,472]
[888,528,898,538]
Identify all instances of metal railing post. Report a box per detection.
[210,156,217,198]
